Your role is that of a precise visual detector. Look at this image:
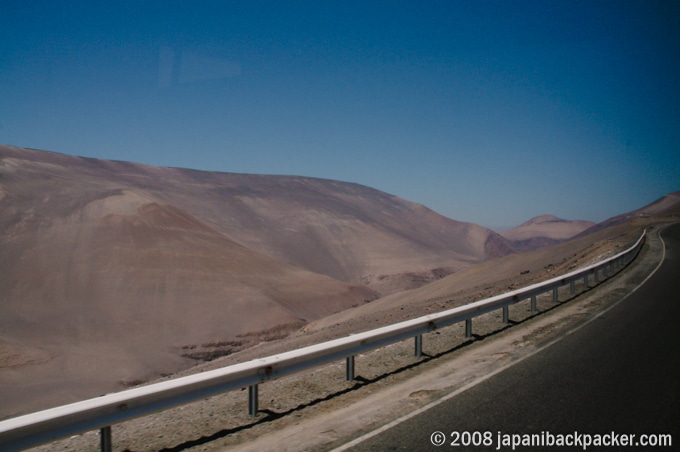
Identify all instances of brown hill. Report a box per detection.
[0,144,513,414]
[576,191,680,237]
[500,214,595,252]
[306,193,680,339]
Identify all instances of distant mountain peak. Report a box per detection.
[500,214,596,249]
[523,214,563,225]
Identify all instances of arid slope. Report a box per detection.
[0,145,513,294]
[577,191,680,236]
[500,214,596,251]
[0,144,512,414]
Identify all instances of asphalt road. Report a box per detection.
[351,223,680,451]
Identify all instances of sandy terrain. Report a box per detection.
[1,144,678,442]
[0,144,512,418]
[22,219,673,451]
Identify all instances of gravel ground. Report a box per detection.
[24,221,666,452]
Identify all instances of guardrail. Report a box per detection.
[0,230,646,452]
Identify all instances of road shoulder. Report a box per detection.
[230,226,667,452]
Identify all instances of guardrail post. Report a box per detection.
[414,334,423,357]
[552,286,558,303]
[100,426,112,452]
[569,281,575,295]
[0,230,647,452]
[502,306,509,324]
[465,319,472,338]
[248,384,258,416]
[346,355,355,381]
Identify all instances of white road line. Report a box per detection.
[330,227,668,452]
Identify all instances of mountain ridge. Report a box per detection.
[499,214,596,251]
[0,144,513,410]
[0,145,514,292]
[575,191,680,237]
[1,144,678,418]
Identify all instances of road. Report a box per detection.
[350,223,680,451]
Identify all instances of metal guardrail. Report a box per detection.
[0,230,646,451]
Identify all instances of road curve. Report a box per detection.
[349,223,680,451]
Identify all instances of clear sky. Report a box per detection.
[1,1,678,229]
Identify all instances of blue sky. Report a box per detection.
[1,1,678,228]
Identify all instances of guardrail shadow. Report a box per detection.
[160,272,619,451]
[0,231,647,452]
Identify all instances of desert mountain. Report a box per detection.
[499,214,596,251]
[576,191,680,237]
[0,144,513,413]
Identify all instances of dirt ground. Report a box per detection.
[21,219,671,452]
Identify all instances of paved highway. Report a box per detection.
[350,223,680,451]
